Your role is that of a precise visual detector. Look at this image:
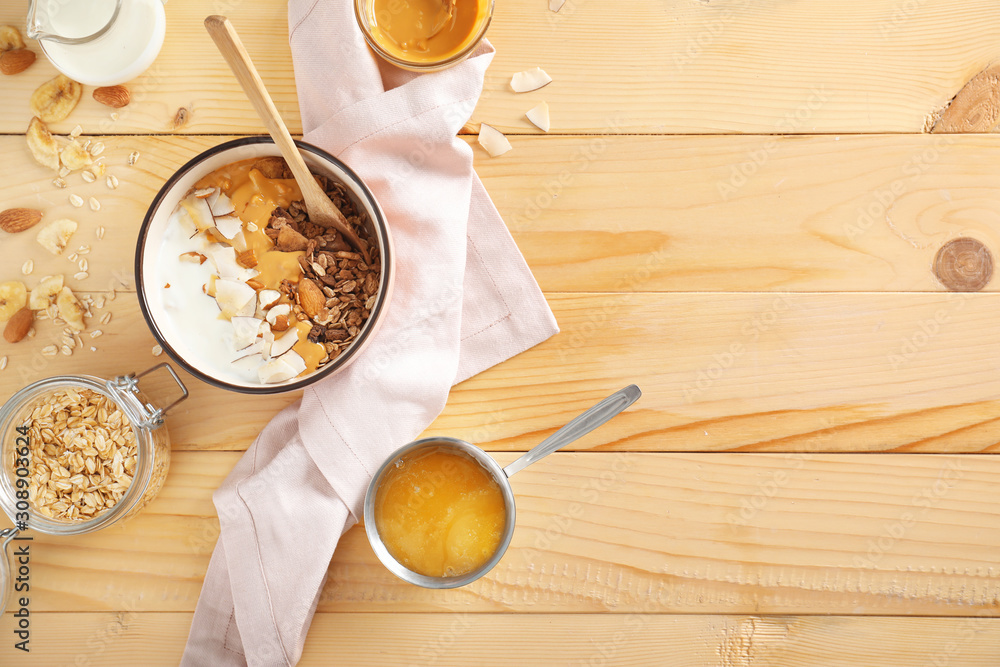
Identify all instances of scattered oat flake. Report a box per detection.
[41,345,57,356]
[97,226,105,240]
[53,178,66,189]
[90,329,103,338]
[70,125,82,138]
[110,112,119,121]
[0,355,7,371]
[74,271,89,281]
[90,346,97,352]
[99,312,111,325]
[67,252,79,263]
[90,142,105,156]
[107,288,116,301]
[79,259,88,272]
[82,170,96,183]
[128,151,139,166]
[69,194,84,208]
[152,344,162,357]
[77,245,90,255]
[22,259,33,275]
[59,166,71,178]
[89,197,100,212]
[107,174,118,190]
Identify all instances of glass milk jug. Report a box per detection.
[26,0,167,86]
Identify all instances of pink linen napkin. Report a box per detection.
[180,1,559,665]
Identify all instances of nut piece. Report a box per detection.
[93,85,130,108]
[36,218,78,255]
[0,25,25,51]
[0,208,43,234]
[4,307,32,343]
[30,74,83,123]
[0,281,28,322]
[276,226,309,252]
[60,142,93,171]
[253,157,293,179]
[56,286,86,331]
[236,249,258,269]
[296,278,326,319]
[26,117,61,171]
[0,49,36,75]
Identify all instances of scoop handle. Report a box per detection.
[502,385,641,478]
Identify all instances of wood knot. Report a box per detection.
[933,237,993,291]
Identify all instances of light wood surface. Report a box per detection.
[3,451,998,614]
[2,0,1000,664]
[3,1,1000,135]
[23,613,1000,666]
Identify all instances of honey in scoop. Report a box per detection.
[369,0,487,64]
[374,447,506,578]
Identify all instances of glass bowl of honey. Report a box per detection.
[354,0,495,72]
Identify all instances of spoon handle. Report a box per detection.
[204,16,307,185]
[502,385,641,478]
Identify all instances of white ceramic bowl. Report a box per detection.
[135,137,394,393]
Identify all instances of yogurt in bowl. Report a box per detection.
[136,138,393,393]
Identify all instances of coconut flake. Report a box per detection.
[510,67,552,93]
[214,213,243,240]
[258,350,306,384]
[525,101,551,132]
[270,328,300,358]
[214,279,257,319]
[549,0,565,11]
[231,316,264,351]
[210,192,236,217]
[478,124,512,158]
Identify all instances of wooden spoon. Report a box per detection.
[204,15,371,264]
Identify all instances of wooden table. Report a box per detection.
[3,0,1000,664]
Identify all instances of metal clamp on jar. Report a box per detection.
[0,363,187,613]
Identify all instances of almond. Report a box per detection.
[3,307,32,343]
[0,49,35,75]
[93,85,130,108]
[237,249,258,269]
[276,225,309,252]
[297,278,326,319]
[0,208,42,234]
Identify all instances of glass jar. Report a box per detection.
[355,0,494,72]
[0,363,187,613]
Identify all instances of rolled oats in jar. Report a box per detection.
[0,364,186,537]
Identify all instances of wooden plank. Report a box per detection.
[3,0,1000,134]
[0,452,997,614]
[4,291,1000,454]
[4,134,1000,294]
[6,613,1000,666]
[0,294,1000,452]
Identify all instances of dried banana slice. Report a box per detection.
[36,218,78,255]
[56,286,86,331]
[29,274,64,310]
[0,281,28,322]
[0,25,25,52]
[26,117,61,171]
[60,142,93,171]
[30,74,83,123]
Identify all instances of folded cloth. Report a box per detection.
[181,1,559,665]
